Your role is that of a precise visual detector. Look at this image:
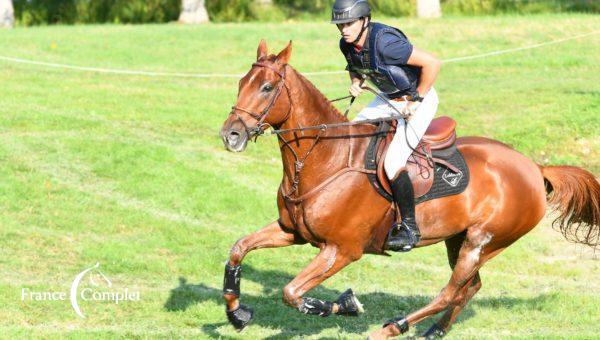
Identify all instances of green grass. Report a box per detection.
[0,14,599,339]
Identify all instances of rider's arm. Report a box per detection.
[349,71,362,85]
[340,38,363,97]
[407,47,441,98]
[349,71,363,97]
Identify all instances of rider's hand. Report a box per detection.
[349,83,363,97]
[401,101,421,119]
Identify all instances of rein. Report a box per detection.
[228,61,329,202]
[228,62,427,204]
[271,85,409,135]
[275,86,429,203]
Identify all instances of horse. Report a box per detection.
[218,40,600,339]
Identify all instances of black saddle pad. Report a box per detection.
[415,145,470,205]
[364,121,470,205]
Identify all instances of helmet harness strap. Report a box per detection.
[352,16,370,45]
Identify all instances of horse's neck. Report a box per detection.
[280,68,347,131]
[278,69,350,188]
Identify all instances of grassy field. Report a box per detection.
[0,14,599,339]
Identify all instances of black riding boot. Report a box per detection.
[386,170,421,252]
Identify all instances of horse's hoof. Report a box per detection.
[226,304,254,331]
[335,288,364,316]
[422,323,446,338]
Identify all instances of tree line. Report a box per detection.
[1,0,597,27]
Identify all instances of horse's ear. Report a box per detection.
[276,40,292,65]
[257,39,268,61]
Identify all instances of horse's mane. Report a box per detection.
[259,54,348,123]
[289,65,347,122]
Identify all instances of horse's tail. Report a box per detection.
[541,165,600,247]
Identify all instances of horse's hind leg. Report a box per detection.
[422,232,483,338]
[369,228,499,339]
[422,273,482,338]
[281,244,364,318]
[223,220,300,330]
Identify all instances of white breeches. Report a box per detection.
[353,88,439,179]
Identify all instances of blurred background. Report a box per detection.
[1,0,598,27]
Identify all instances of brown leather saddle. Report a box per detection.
[365,116,465,202]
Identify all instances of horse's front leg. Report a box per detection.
[282,244,364,318]
[223,220,299,330]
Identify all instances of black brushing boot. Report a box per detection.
[386,170,421,252]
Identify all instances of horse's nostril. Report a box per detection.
[227,130,241,144]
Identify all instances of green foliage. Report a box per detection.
[441,0,599,15]
[274,0,334,13]
[14,0,181,25]
[12,0,600,25]
[206,0,254,22]
[204,0,285,22]
[272,0,413,19]
[370,0,415,17]
[108,0,181,24]
[13,0,77,25]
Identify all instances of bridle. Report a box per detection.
[229,61,292,140]
[228,61,323,201]
[226,61,430,202]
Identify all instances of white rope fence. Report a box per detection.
[441,30,598,63]
[0,30,597,79]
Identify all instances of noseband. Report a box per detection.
[230,62,291,139]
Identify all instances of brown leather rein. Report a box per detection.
[230,62,410,138]
[228,62,426,205]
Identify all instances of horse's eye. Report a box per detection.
[261,83,274,92]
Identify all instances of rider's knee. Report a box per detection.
[384,160,403,180]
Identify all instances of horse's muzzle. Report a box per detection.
[220,127,248,152]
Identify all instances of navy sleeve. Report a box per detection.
[339,39,351,71]
[378,32,413,65]
[339,38,349,56]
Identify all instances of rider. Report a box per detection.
[332,0,441,252]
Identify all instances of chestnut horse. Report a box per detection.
[219,41,600,338]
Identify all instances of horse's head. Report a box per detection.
[220,40,293,152]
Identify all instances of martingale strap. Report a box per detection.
[280,166,376,204]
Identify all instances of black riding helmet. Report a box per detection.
[331,0,371,24]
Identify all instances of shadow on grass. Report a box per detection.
[164,265,558,338]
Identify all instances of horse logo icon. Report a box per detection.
[442,169,463,187]
[70,263,111,318]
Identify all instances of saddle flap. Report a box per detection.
[376,122,435,199]
[406,143,435,197]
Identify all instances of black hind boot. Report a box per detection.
[386,169,421,252]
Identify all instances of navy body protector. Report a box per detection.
[340,22,421,99]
